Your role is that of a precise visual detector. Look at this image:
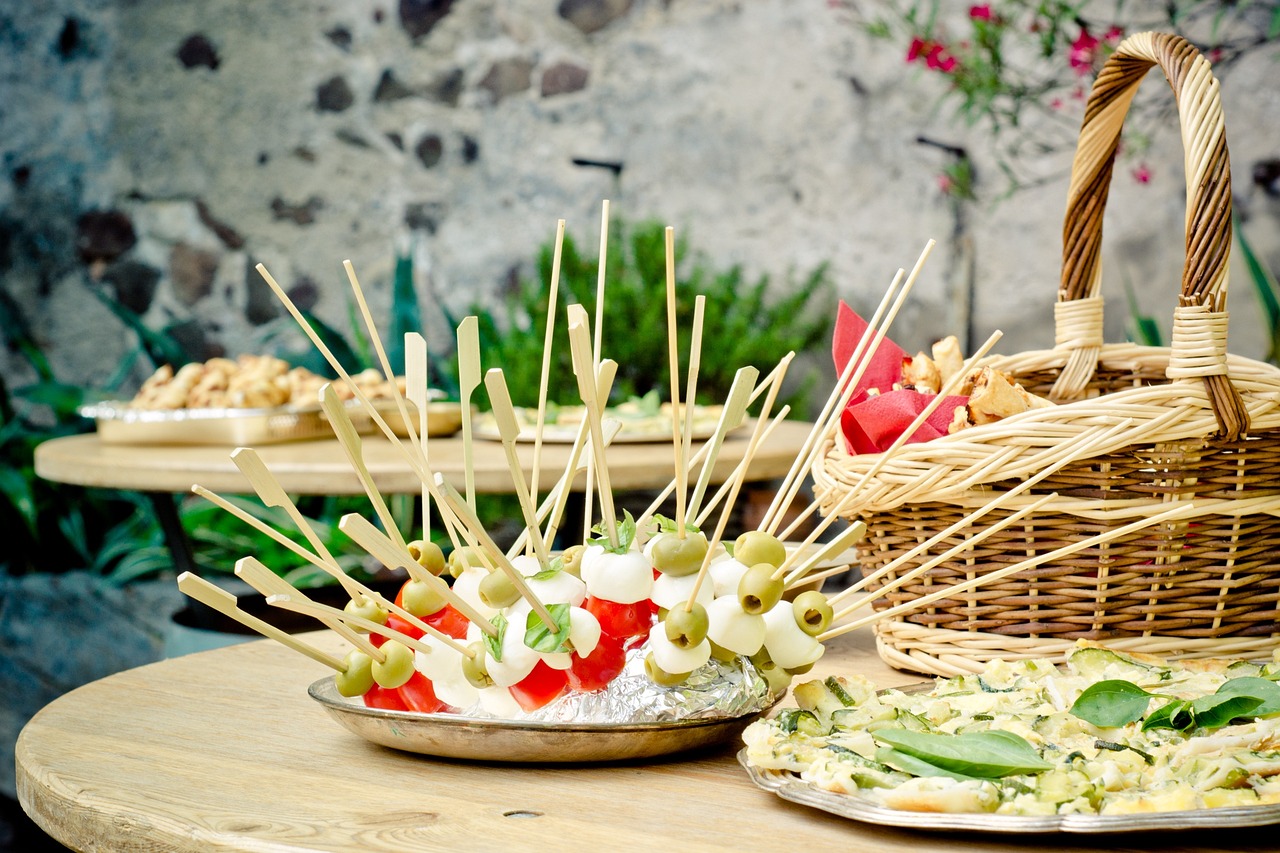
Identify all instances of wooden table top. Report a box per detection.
[34,420,814,496]
[17,628,1277,853]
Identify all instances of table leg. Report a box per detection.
[145,492,198,576]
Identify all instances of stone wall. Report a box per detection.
[3,0,1280,404]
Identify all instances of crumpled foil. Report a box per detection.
[460,641,773,724]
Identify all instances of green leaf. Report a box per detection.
[875,746,985,782]
[91,290,189,369]
[385,251,422,376]
[0,465,38,535]
[652,513,699,535]
[1216,676,1280,718]
[1235,220,1280,364]
[870,728,1052,778]
[1141,698,1194,732]
[300,310,368,377]
[485,613,507,663]
[589,509,640,554]
[1188,693,1265,731]
[530,563,563,581]
[1069,679,1156,728]
[524,602,572,654]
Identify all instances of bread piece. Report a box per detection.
[931,335,964,385]
[901,352,941,395]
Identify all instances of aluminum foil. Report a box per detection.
[460,641,773,724]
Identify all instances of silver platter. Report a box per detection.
[309,676,769,763]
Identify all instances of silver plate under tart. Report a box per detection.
[309,675,771,763]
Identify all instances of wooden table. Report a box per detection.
[16,629,1275,853]
[34,421,814,496]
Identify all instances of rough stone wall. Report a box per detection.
[3,0,1280,404]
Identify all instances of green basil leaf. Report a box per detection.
[531,559,563,581]
[524,602,572,654]
[1189,693,1264,731]
[1217,677,1280,718]
[485,613,507,663]
[1069,679,1156,728]
[1142,698,1193,731]
[874,747,986,782]
[590,510,640,554]
[870,728,1052,778]
[652,513,700,535]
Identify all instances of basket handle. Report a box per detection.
[1054,32,1246,439]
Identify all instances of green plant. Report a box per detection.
[1236,219,1280,365]
[438,219,836,416]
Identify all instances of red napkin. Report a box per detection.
[833,301,967,455]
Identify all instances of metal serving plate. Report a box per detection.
[81,401,332,446]
[344,401,465,439]
[309,675,770,763]
[737,754,1280,833]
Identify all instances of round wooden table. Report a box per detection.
[34,420,815,496]
[17,628,1275,853]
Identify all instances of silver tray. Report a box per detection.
[737,754,1280,832]
[81,400,332,445]
[309,675,769,763]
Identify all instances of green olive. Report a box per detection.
[406,539,447,576]
[664,603,709,649]
[448,546,488,578]
[734,530,787,569]
[707,638,739,663]
[344,595,389,630]
[400,579,447,617]
[559,544,586,579]
[371,639,415,689]
[785,660,816,676]
[461,641,493,689]
[749,645,774,669]
[650,531,708,577]
[644,653,692,687]
[478,570,520,609]
[758,659,794,695]
[737,563,785,615]
[334,649,375,697]
[791,590,834,636]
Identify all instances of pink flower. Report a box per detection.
[1050,97,1064,110]
[907,37,929,62]
[1104,26,1124,44]
[969,4,993,21]
[1207,47,1224,64]
[925,43,958,73]
[1070,29,1099,75]
[937,173,955,195]
[1132,164,1152,184]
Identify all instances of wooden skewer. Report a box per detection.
[233,557,384,661]
[692,406,789,529]
[822,420,1132,607]
[592,200,610,367]
[681,295,707,501]
[784,561,859,592]
[538,417,621,550]
[229,448,365,601]
[778,519,868,588]
[566,308,620,548]
[484,368,552,564]
[760,266,910,534]
[683,359,790,612]
[829,492,1060,623]
[336,513,496,635]
[456,315,482,510]
[404,331,433,540]
[686,365,761,522]
[530,219,567,500]
[432,475,558,630]
[176,572,347,671]
[320,384,410,552]
[266,594,435,658]
[192,484,337,575]
[819,501,1201,642]
[663,226,688,538]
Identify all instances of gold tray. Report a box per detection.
[738,753,1280,833]
[309,676,769,763]
[81,401,331,446]
[345,401,465,439]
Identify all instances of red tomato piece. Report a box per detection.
[397,671,447,713]
[584,595,656,641]
[385,613,425,641]
[567,632,626,693]
[425,603,471,639]
[363,683,409,711]
[508,660,569,712]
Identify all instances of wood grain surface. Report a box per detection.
[17,626,1280,852]
[34,420,812,496]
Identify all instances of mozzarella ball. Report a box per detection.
[705,594,766,655]
[762,600,825,670]
[651,570,715,611]
[581,549,654,604]
[647,623,711,675]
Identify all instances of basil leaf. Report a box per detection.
[652,513,700,535]
[524,602,572,654]
[589,510,640,554]
[875,747,986,782]
[1141,698,1192,731]
[1069,679,1156,727]
[1189,693,1264,730]
[531,559,563,581]
[871,728,1052,778]
[1217,677,1280,718]
[485,613,507,663]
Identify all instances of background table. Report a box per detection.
[16,627,1278,853]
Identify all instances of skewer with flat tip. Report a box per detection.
[484,367,552,564]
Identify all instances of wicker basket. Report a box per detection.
[812,32,1280,677]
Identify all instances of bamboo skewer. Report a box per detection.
[685,365,760,523]
[404,332,433,539]
[779,519,868,589]
[484,368,552,564]
[692,405,789,529]
[681,295,707,507]
[265,594,439,658]
[664,226,688,537]
[819,501,1202,642]
[567,308,620,548]
[176,572,347,671]
[530,219,567,501]
[456,316,482,511]
[335,513,495,636]
[233,557,384,661]
[320,384,409,550]
[433,475,558,630]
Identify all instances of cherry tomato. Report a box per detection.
[567,632,626,693]
[508,660,569,712]
[363,683,409,711]
[386,613,425,641]
[584,595,655,641]
[397,671,447,713]
[425,604,470,639]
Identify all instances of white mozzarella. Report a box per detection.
[647,623,711,674]
[651,570,715,611]
[705,594,766,655]
[581,549,653,604]
[762,600,824,670]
